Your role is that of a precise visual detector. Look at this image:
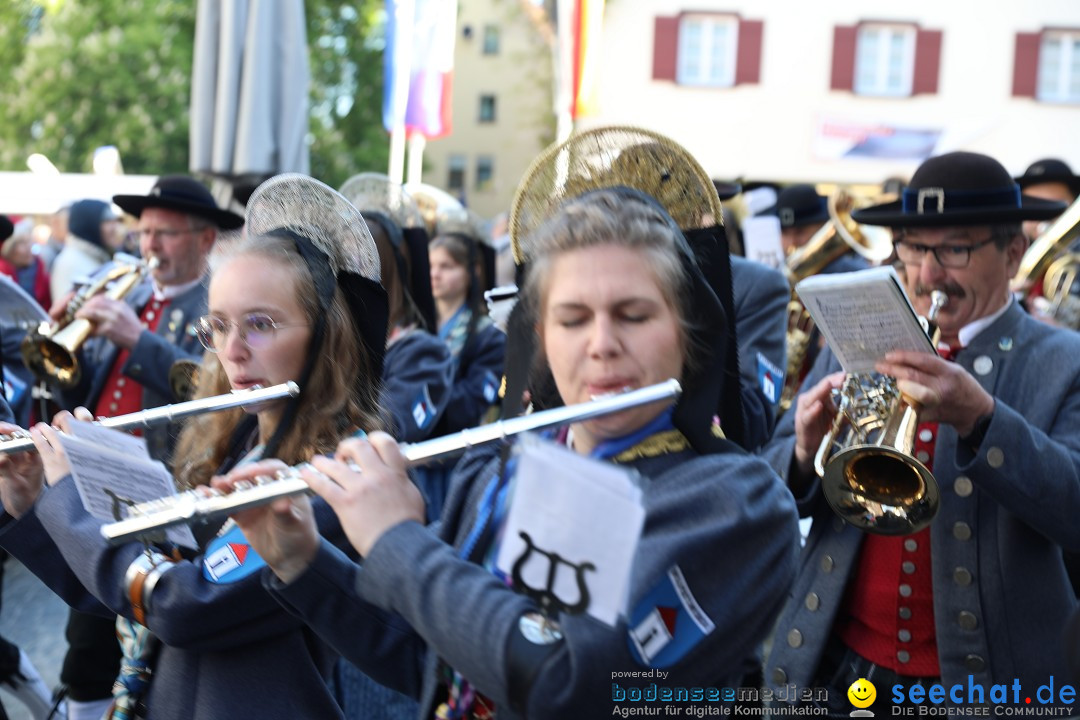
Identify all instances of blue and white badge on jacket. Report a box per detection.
[411,384,436,431]
[627,565,714,668]
[202,524,267,583]
[756,352,784,405]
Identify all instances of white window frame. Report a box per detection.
[676,14,739,88]
[854,23,916,97]
[1037,31,1080,103]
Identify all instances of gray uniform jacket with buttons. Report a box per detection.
[59,279,206,462]
[267,439,800,719]
[760,299,1080,696]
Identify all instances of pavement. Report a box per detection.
[0,558,69,720]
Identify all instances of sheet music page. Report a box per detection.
[66,419,151,459]
[56,427,197,548]
[495,433,645,627]
[0,274,48,328]
[795,266,935,374]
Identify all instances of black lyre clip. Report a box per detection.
[510,530,595,618]
[105,488,138,522]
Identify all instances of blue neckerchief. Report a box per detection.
[588,406,676,461]
[437,303,467,343]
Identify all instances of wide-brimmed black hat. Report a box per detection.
[712,180,742,201]
[1014,158,1080,198]
[0,215,12,242]
[759,184,829,229]
[852,151,1068,227]
[114,175,244,230]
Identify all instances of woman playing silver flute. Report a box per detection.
[0,175,389,720]
[218,128,801,719]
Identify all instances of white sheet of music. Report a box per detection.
[496,433,644,627]
[58,421,197,548]
[795,266,935,374]
[0,274,47,328]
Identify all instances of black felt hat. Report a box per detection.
[114,175,244,230]
[759,184,829,229]
[1014,158,1080,198]
[852,151,1067,227]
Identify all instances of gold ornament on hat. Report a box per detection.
[508,126,723,266]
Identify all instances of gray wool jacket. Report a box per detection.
[760,299,1080,700]
[268,438,801,719]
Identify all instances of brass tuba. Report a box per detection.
[779,190,895,412]
[21,257,158,389]
[814,291,948,535]
[1012,195,1080,328]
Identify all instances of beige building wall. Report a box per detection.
[580,0,1080,185]
[421,0,554,220]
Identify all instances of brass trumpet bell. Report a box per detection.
[813,290,948,535]
[817,378,940,535]
[21,258,156,390]
[21,320,91,389]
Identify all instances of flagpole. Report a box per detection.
[386,0,415,183]
[553,0,575,143]
[406,133,426,185]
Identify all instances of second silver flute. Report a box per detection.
[100,379,683,544]
[0,382,300,455]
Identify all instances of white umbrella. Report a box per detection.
[189,0,309,195]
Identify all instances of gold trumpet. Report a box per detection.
[21,257,159,389]
[814,290,948,535]
[779,191,894,412]
[0,382,299,456]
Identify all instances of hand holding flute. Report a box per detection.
[212,432,426,583]
[0,407,92,518]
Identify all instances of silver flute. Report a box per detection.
[0,382,300,455]
[100,379,682,544]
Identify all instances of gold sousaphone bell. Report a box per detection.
[814,291,948,535]
[21,257,158,390]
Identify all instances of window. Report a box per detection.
[653,15,763,86]
[482,25,500,55]
[676,14,738,87]
[1037,31,1080,103]
[854,24,916,96]
[479,94,497,123]
[475,156,494,191]
[833,23,940,96]
[448,155,466,192]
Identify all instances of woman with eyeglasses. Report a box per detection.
[0,175,390,720]
[218,129,800,719]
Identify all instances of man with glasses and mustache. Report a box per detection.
[50,175,242,720]
[760,152,1079,717]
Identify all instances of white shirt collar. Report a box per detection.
[957,295,1013,348]
[153,276,203,301]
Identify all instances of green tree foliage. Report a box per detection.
[306,0,389,189]
[0,0,196,174]
[0,0,388,188]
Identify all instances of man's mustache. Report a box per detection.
[915,283,965,300]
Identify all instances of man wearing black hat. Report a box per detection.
[1015,158,1080,242]
[53,175,242,720]
[761,151,1078,715]
[762,183,870,274]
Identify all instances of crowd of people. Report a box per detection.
[0,127,1076,720]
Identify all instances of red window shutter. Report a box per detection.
[912,29,942,95]
[831,25,857,91]
[735,19,763,85]
[653,16,679,81]
[1012,31,1041,98]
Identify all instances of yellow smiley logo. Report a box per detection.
[848,678,877,709]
